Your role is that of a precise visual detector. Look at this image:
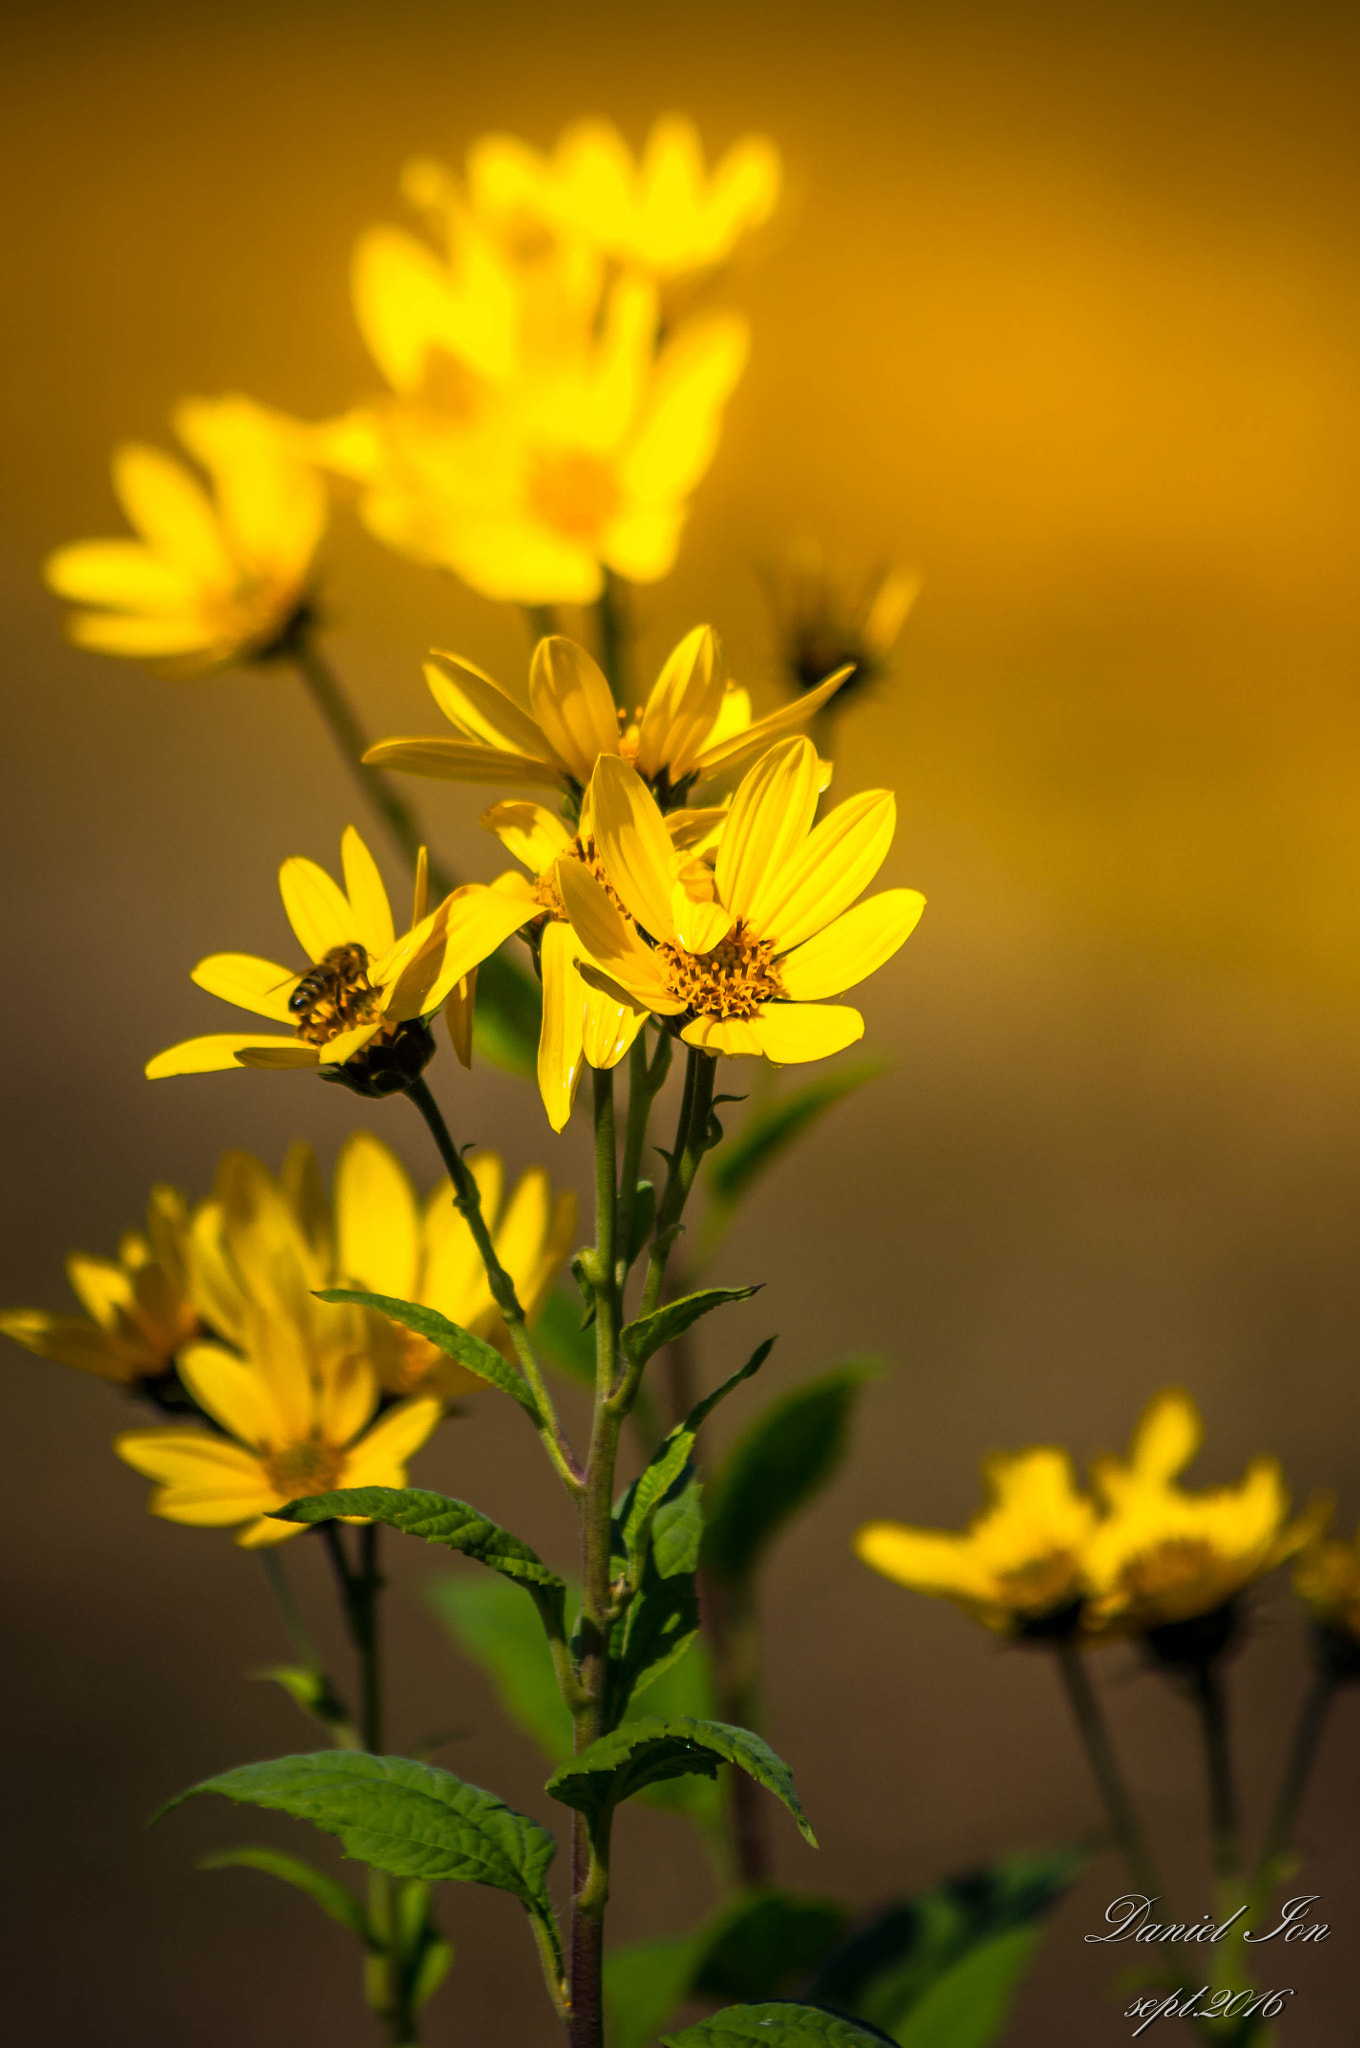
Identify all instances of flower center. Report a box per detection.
[1117,1537,1220,1613]
[289,943,383,1046]
[658,920,784,1021]
[996,1549,1084,1619]
[526,449,621,543]
[536,834,631,922]
[265,1439,345,1498]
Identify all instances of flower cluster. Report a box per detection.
[2,1136,573,1544]
[856,1389,1320,1651]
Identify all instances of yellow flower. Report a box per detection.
[1294,1515,1360,1649]
[115,1315,440,1548]
[0,1186,199,1387]
[761,540,921,702]
[1084,1390,1315,1634]
[365,626,849,809]
[45,396,325,672]
[333,1131,576,1395]
[321,258,748,605]
[855,1449,1099,1636]
[553,737,925,1064]
[457,114,782,280]
[145,827,532,1088]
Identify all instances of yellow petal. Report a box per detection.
[634,625,727,783]
[234,1041,333,1069]
[538,922,587,1132]
[44,538,193,611]
[111,443,234,587]
[115,1430,278,1521]
[316,1352,380,1448]
[752,791,897,953]
[1131,1390,1203,1485]
[174,395,325,581]
[679,1015,762,1056]
[279,852,359,961]
[425,651,556,760]
[588,755,678,941]
[64,1255,132,1329]
[190,953,298,1022]
[341,828,396,960]
[529,636,620,785]
[692,666,853,780]
[581,979,648,1070]
[480,799,573,876]
[336,1132,421,1300]
[444,972,477,1069]
[363,736,565,788]
[146,1034,311,1077]
[400,885,535,1018]
[749,1004,864,1063]
[855,1522,996,1603]
[778,890,926,1001]
[280,1144,332,1274]
[67,611,215,658]
[177,1340,300,1449]
[714,737,821,925]
[555,859,685,1014]
[342,1398,444,1486]
[671,864,734,954]
[0,1309,146,1382]
[235,1515,308,1548]
[412,846,430,926]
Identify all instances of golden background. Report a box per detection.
[4,0,1360,2039]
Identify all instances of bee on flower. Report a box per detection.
[145,827,533,1095]
[45,395,326,673]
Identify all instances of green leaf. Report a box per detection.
[693,1892,850,2002]
[603,1533,701,1724]
[535,1284,597,1386]
[162,1751,561,1974]
[708,1061,884,1214]
[273,1487,567,1636]
[809,1847,1083,2036]
[251,1663,354,1737]
[662,2005,899,2048]
[545,1717,815,1846]
[473,945,542,1078]
[614,1341,774,1574]
[622,1287,762,1373]
[428,1575,573,1765]
[892,1928,1041,2048]
[606,1931,710,2048]
[199,1845,371,1941]
[625,1180,658,1267]
[316,1291,539,1417]
[702,1361,880,1583]
[411,1933,455,2009]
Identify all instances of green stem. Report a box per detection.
[1053,1641,1161,1902]
[259,1549,360,1747]
[525,604,559,643]
[637,1047,715,1325]
[1191,1662,1240,1897]
[596,571,630,707]
[615,1030,671,1294]
[1253,1667,1335,1895]
[405,1075,583,1493]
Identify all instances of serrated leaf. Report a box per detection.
[535,1284,596,1386]
[622,1286,762,1373]
[273,1487,567,1637]
[892,1928,1041,2048]
[545,1717,815,1846]
[614,1341,774,1574]
[162,1751,561,1973]
[693,1891,850,2001]
[428,1575,573,1764]
[810,1847,1083,2035]
[603,1544,700,1725]
[702,1362,880,1584]
[708,1061,884,1214]
[199,1845,372,1941]
[316,1291,539,1417]
[621,1638,722,1827]
[651,1475,705,1579]
[662,2004,899,2047]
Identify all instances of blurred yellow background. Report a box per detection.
[5,1,1360,2041]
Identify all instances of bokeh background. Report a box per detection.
[4,0,1360,2039]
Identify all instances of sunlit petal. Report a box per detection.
[714,737,821,924]
[588,756,678,941]
[777,890,925,1000]
[529,637,620,784]
[190,953,297,1022]
[146,1033,311,1078]
[753,790,897,952]
[748,1003,864,1062]
[341,828,396,959]
[279,854,359,961]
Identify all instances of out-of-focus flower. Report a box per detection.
[365,628,849,808]
[762,540,919,701]
[1,1187,199,1388]
[855,1450,1099,1637]
[115,1317,440,1548]
[333,1131,576,1394]
[1294,1516,1360,1645]
[45,396,325,672]
[1085,1390,1316,1642]
[145,826,532,1090]
[455,115,782,280]
[555,739,924,1064]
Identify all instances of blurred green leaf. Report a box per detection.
[251,1663,354,1739]
[473,947,541,1078]
[614,1341,774,1575]
[162,1751,561,1973]
[622,1287,762,1373]
[702,1362,880,1583]
[428,1575,573,1763]
[199,1845,371,1941]
[606,1930,708,2048]
[810,1847,1083,2037]
[892,1927,1040,2048]
[707,1062,884,1215]
[410,1933,455,2010]
[546,1716,815,1845]
[316,1291,539,1416]
[536,1284,597,1386]
[694,1892,850,2002]
[272,1487,566,1636]
[663,2005,899,2047]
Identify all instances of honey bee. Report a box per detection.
[286,943,378,1046]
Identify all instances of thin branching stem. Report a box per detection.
[1053,1641,1161,1902]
